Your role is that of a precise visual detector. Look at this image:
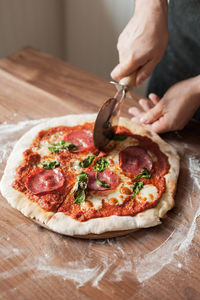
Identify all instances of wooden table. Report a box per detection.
[0,48,200,300]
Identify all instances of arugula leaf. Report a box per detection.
[94,157,109,172]
[38,160,60,169]
[112,134,127,141]
[73,172,88,205]
[136,168,151,179]
[78,155,95,168]
[133,181,144,196]
[95,174,110,188]
[48,140,77,153]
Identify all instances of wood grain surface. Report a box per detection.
[0,47,200,300]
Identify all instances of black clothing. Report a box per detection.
[147,0,200,119]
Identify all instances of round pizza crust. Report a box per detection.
[0,114,180,238]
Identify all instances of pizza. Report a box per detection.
[0,114,180,238]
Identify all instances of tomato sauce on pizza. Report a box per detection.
[12,122,170,222]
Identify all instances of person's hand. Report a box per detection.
[129,76,200,133]
[111,0,169,87]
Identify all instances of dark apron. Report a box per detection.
[147,0,200,119]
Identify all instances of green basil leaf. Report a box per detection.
[55,140,68,146]
[94,157,109,172]
[96,176,110,188]
[78,155,95,168]
[129,181,144,206]
[112,134,127,141]
[48,146,60,153]
[136,168,151,179]
[77,172,88,183]
[56,140,77,151]
[48,140,77,153]
[38,160,60,169]
[133,181,144,196]
[74,189,86,205]
[73,172,88,205]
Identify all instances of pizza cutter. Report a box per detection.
[93,73,136,151]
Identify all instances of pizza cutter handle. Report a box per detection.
[119,72,137,89]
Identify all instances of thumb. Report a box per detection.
[111,61,138,82]
[139,103,163,124]
[136,59,157,87]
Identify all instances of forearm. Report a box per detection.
[133,0,169,45]
[192,75,200,107]
[134,0,168,18]
[195,75,200,94]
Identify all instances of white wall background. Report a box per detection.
[0,0,65,59]
[64,0,134,79]
[0,0,148,96]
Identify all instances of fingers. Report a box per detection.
[139,103,163,124]
[148,93,160,105]
[139,98,152,112]
[111,62,137,82]
[130,112,168,134]
[142,117,168,133]
[135,60,157,87]
[111,55,149,82]
[129,106,146,126]
[129,98,152,115]
[129,94,164,132]
[130,113,168,133]
[111,64,124,81]
[111,59,156,86]
[131,117,140,123]
[129,99,168,133]
[128,106,143,116]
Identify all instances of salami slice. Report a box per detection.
[119,146,152,176]
[87,169,119,191]
[26,169,65,196]
[64,130,95,152]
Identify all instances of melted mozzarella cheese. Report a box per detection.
[106,182,131,205]
[136,184,158,203]
[106,171,132,205]
[33,132,66,157]
[32,140,51,157]
[48,131,66,144]
[81,194,103,210]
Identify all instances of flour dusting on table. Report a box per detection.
[0,119,199,291]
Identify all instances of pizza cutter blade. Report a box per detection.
[93,73,136,151]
